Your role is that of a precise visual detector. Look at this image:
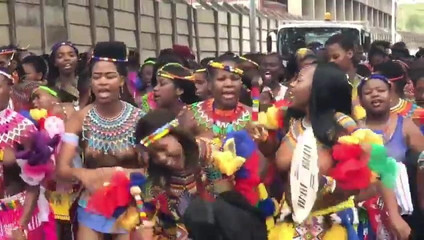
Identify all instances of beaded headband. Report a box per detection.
[33,86,58,98]
[139,119,179,147]
[157,63,194,81]
[142,60,156,66]
[194,68,206,73]
[50,41,79,56]
[208,61,244,76]
[0,49,15,56]
[358,74,390,90]
[239,56,259,68]
[91,56,128,63]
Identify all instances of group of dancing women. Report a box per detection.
[1,33,424,240]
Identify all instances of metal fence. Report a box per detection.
[1,0,291,61]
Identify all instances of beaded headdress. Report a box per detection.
[139,119,179,147]
[91,41,128,63]
[208,61,244,76]
[239,56,259,68]
[157,63,194,81]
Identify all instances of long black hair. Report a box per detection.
[287,63,352,147]
[135,109,199,185]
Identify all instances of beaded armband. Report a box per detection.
[62,133,79,146]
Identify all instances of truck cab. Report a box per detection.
[267,21,372,57]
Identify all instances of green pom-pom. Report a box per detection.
[368,144,398,189]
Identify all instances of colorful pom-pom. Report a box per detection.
[368,144,398,189]
[258,198,276,217]
[29,108,48,121]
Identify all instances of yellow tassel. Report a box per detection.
[323,224,348,240]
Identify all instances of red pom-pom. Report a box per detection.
[234,151,261,205]
[330,143,371,190]
[86,171,131,217]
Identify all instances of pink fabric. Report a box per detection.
[0,192,57,240]
[0,204,42,240]
[41,207,57,240]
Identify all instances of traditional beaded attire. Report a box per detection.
[0,108,45,240]
[77,101,145,233]
[270,113,361,240]
[186,99,251,195]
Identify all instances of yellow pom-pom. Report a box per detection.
[268,222,295,240]
[323,224,347,240]
[258,106,279,129]
[29,108,48,121]
[130,186,142,196]
[212,138,246,176]
[139,212,147,218]
[266,217,275,231]
[258,183,268,200]
[338,128,383,145]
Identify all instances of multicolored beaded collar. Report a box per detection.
[82,101,145,154]
[188,99,251,138]
[390,98,419,118]
[208,61,244,76]
[139,119,179,147]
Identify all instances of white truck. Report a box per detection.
[266,20,391,56]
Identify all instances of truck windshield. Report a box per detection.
[277,27,360,56]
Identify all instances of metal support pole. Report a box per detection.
[391,0,396,44]
[249,0,257,53]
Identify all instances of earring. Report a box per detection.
[120,86,124,96]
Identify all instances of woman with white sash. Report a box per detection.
[268,63,398,240]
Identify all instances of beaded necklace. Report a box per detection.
[189,99,251,138]
[390,98,418,118]
[82,101,144,154]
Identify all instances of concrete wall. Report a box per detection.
[1,0,282,61]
